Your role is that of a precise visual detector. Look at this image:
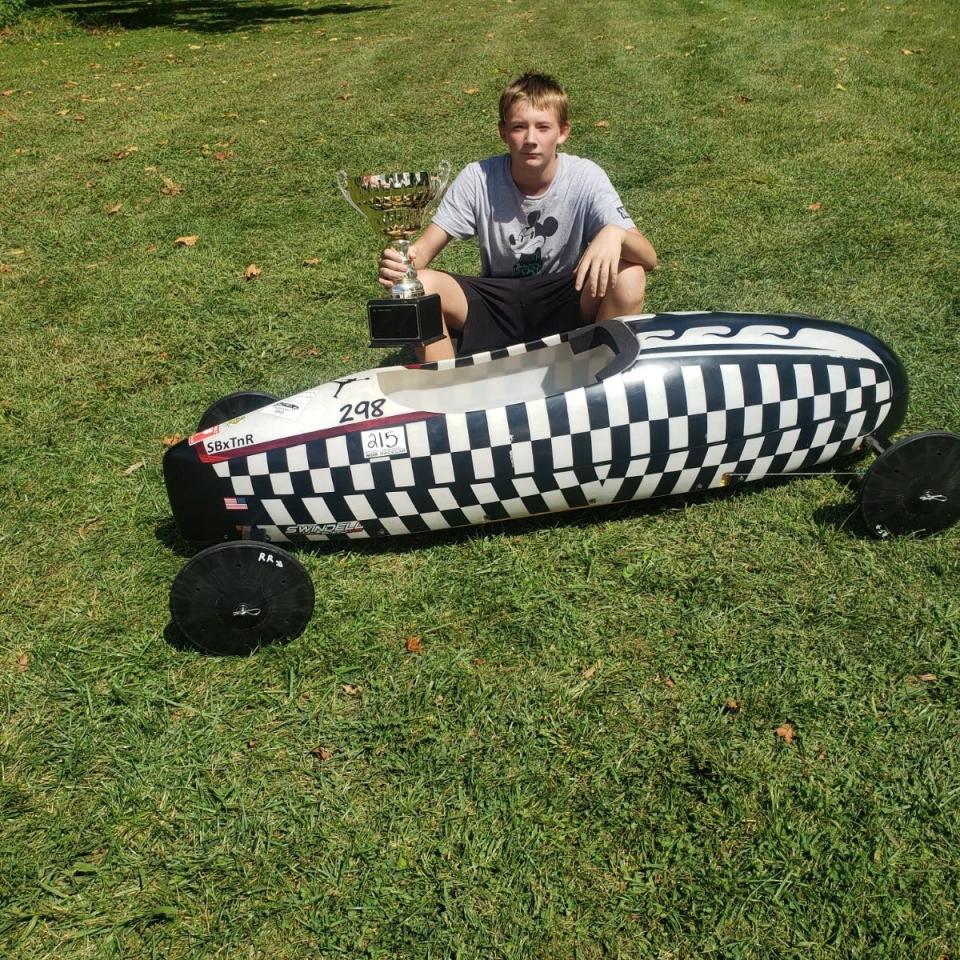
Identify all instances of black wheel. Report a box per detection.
[860,431,960,538]
[169,541,315,655]
[197,391,278,432]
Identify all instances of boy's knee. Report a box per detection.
[596,263,646,315]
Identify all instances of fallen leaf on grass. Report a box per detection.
[114,146,138,160]
[306,346,320,357]
[723,697,741,712]
[2,89,15,97]
[161,433,182,447]
[122,460,145,476]
[341,684,360,696]
[335,92,352,101]
[244,264,261,281]
[212,150,231,161]
[595,119,610,128]
[161,177,183,195]
[174,235,198,247]
[302,258,321,266]
[106,202,122,215]
[246,739,256,749]
[77,517,102,538]
[738,94,754,106]
[775,722,795,745]
[918,672,937,682]
[16,654,28,672]
[310,746,332,761]
[581,661,600,680]
[900,48,925,55]
[807,201,823,212]
[835,82,847,91]
[463,87,480,94]
[404,636,423,655]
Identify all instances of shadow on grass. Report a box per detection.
[31,0,387,32]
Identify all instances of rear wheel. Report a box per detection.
[860,431,960,538]
[197,391,278,432]
[169,541,315,655]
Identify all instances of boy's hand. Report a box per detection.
[378,245,417,290]
[575,225,625,299]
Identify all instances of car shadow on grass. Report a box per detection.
[32,0,388,32]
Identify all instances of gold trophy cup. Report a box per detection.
[337,161,451,347]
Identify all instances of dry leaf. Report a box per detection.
[16,654,29,673]
[918,672,937,682]
[738,94,754,105]
[114,146,138,160]
[107,202,122,215]
[581,661,600,680]
[307,346,320,357]
[835,82,846,91]
[404,636,424,655]
[161,176,183,196]
[464,87,480,94]
[161,433,182,447]
[122,460,145,476]
[302,257,321,266]
[341,684,360,696]
[595,119,610,128]
[212,150,231,161]
[310,746,332,761]
[807,201,823,212]
[77,517,102,538]
[246,739,256,749]
[174,235,198,247]
[775,722,795,745]
[335,92,352,101]
[723,697,741,712]
[146,244,158,253]
[244,264,261,281]
[663,675,676,688]
[2,89,15,97]
[900,48,924,55]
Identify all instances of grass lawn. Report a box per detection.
[1,0,959,956]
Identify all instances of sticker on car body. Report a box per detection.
[361,426,408,459]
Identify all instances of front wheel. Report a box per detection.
[169,541,315,655]
[859,431,960,538]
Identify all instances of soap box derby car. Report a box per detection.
[164,311,960,654]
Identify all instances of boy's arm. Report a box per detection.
[575,225,657,299]
[378,223,452,289]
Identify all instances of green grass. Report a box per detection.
[1,1,959,957]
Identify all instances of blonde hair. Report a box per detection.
[498,72,569,127]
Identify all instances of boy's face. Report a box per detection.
[499,101,570,177]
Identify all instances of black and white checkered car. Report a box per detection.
[214,313,901,542]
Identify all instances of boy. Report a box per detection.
[378,72,657,361]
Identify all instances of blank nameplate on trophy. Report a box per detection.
[367,293,444,348]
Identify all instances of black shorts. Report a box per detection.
[449,272,584,356]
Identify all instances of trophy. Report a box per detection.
[337,161,452,348]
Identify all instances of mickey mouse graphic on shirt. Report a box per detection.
[509,211,559,277]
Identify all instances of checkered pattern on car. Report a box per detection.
[213,324,896,542]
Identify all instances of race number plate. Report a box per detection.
[361,425,408,459]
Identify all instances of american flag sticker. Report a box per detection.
[224,496,248,511]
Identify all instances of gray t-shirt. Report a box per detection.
[432,153,635,278]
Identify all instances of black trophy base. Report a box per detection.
[367,293,444,348]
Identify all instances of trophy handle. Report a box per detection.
[336,169,366,218]
[427,159,452,213]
